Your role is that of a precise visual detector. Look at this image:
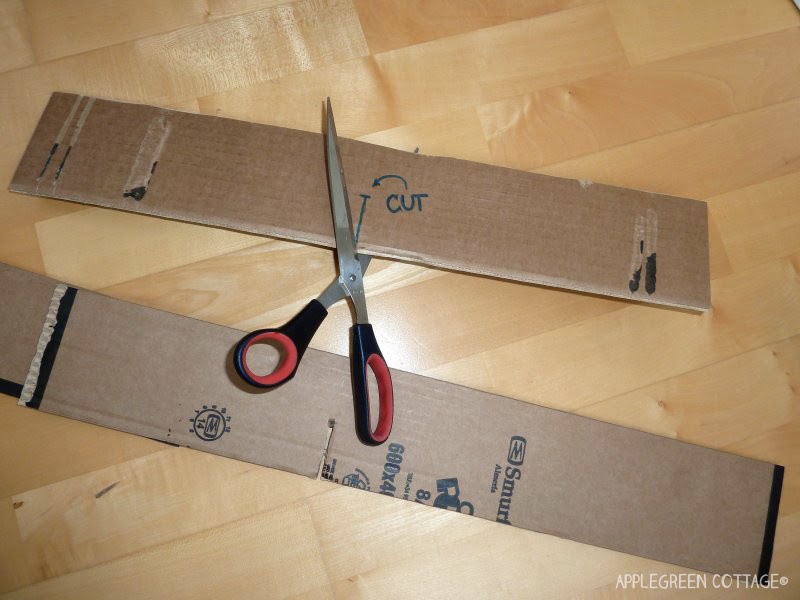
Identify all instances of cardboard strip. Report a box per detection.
[0,262,779,575]
[10,93,710,310]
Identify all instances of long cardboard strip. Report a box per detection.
[10,93,710,310]
[0,263,779,575]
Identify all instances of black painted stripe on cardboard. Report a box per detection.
[0,379,23,398]
[757,464,784,579]
[26,286,78,410]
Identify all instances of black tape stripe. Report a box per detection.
[757,464,784,579]
[0,378,24,398]
[26,286,78,409]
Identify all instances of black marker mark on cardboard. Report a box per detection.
[629,266,642,293]
[628,215,646,293]
[628,210,658,295]
[124,161,159,201]
[38,143,59,179]
[645,253,657,294]
[53,146,72,181]
[644,209,658,295]
[36,95,83,182]
[53,97,96,183]
[123,114,171,201]
[355,194,369,242]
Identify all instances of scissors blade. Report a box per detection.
[325,98,369,323]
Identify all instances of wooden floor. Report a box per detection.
[1,1,798,598]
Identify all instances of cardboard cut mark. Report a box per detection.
[123,114,171,201]
[628,209,658,295]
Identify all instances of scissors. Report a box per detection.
[233,98,393,446]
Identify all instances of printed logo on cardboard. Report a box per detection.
[495,435,527,525]
[342,468,371,490]
[432,477,474,515]
[507,435,527,466]
[189,405,231,441]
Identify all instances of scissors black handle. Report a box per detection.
[351,324,393,446]
[234,300,328,387]
[234,304,393,446]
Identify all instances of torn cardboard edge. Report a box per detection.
[10,92,711,310]
[0,263,779,576]
[19,284,75,409]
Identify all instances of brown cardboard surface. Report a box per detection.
[10,93,710,310]
[0,264,59,390]
[0,262,778,575]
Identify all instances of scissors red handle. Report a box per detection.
[234,300,327,387]
[351,324,393,445]
[233,302,393,446]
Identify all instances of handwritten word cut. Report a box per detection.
[387,193,428,213]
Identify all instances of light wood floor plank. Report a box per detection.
[353,0,594,55]
[0,496,34,593]
[23,0,210,62]
[11,449,329,583]
[200,3,626,136]
[479,27,800,170]
[578,335,799,450]
[35,209,264,288]
[0,0,367,111]
[425,256,800,411]
[0,401,162,499]
[606,0,800,65]
[1,1,797,597]
[0,1,34,73]
[708,171,800,273]
[2,501,334,600]
[539,98,800,198]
